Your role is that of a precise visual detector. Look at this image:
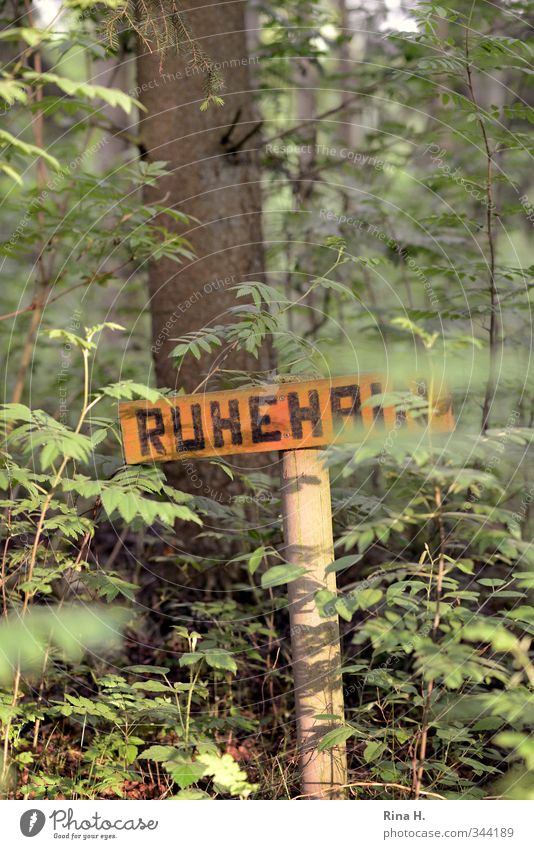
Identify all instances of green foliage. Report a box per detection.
[0,606,128,684]
[0,328,253,798]
[256,0,534,800]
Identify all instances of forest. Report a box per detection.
[0,0,533,803]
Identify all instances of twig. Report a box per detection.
[227,121,264,154]
[465,15,499,432]
[413,487,447,799]
[104,524,130,570]
[0,279,97,323]
[294,780,447,800]
[261,91,363,150]
[219,107,242,145]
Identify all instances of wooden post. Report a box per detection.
[281,448,347,799]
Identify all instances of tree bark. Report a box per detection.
[136,1,274,513]
[137,0,270,396]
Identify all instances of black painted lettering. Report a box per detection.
[210,400,243,448]
[249,395,281,444]
[330,384,361,423]
[288,390,323,439]
[172,404,205,452]
[136,409,166,456]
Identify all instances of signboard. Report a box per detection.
[119,374,453,465]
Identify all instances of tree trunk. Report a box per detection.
[137,0,270,396]
[136,0,273,510]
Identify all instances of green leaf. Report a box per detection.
[0,27,46,47]
[197,752,257,797]
[118,492,140,523]
[248,546,265,576]
[179,652,204,667]
[261,564,306,589]
[101,380,162,402]
[101,487,123,517]
[313,714,342,721]
[131,680,171,692]
[166,758,206,790]
[23,72,141,114]
[325,554,363,574]
[0,163,23,185]
[318,726,356,751]
[335,597,354,622]
[172,789,211,800]
[204,650,237,674]
[0,128,61,170]
[125,665,170,675]
[40,442,59,470]
[356,588,383,609]
[506,607,534,626]
[124,744,138,764]
[315,589,337,617]
[138,746,177,762]
[363,741,386,762]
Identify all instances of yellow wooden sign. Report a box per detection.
[119,374,454,465]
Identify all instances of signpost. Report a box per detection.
[119,374,454,799]
[281,447,347,798]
